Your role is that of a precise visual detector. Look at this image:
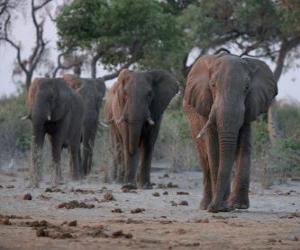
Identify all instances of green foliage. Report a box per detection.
[252,117,269,158]
[0,94,31,165]
[276,102,300,139]
[57,0,186,72]
[252,103,300,184]
[179,0,300,59]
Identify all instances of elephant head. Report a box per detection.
[186,52,277,137]
[184,52,277,208]
[116,69,179,155]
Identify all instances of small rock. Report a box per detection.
[178,201,188,206]
[170,201,177,206]
[6,185,15,189]
[167,182,178,188]
[23,193,32,200]
[293,236,299,241]
[152,192,160,197]
[176,229,186,235]
[131,208,145,214]
[0,218,11,225]
[57,200,95,209]
[121,184,137,191]
[68,220,77,227]
[103,192,115,202]
[268,238,276,243]
[112,230,133,239]
[176,191,189,195]
[36,228,48,237]
[195,218,209,223]
[163,191,168,195]
[160,220,172,224]
[111,208,123,213]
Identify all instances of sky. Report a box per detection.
[1,3,300,101]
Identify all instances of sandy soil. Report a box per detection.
[0,164,300,250]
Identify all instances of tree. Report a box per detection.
[0,0,53,90]
[56,0,185,79]
[179,0,300,143]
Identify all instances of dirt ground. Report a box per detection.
[0,164,299,250]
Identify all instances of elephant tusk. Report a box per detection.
[196,123,210,139]
[147,117,155,126]
[99,121,109,128]
[197,108,215,139]
[20,114,31,120]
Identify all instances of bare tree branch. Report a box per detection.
[33,0,53,11]
[0,0,53,89]
[52,49,83,77]
[101,59,135,81]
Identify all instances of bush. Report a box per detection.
[252,101,300,186]
[0,94,31,168]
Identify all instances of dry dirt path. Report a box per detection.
[0,166,299,249]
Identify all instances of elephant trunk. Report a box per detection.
[217,131,238,199]
[213,101,244,205]
[128,122,143,155]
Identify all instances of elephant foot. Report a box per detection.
[199,196,212,210]
[138,182,153,190]
[121,183,137,190]
[228,195,249,210]
[207,201,234,213]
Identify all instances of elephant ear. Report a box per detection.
[148,70,179,118]
[184,55,214,117]
[243,58,278,122]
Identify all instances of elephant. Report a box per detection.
[104,69,179,188]
[27,77,84,187]
[63,74,106,175]
[183,50,277,213]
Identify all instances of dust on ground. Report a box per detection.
[0,163,299,250]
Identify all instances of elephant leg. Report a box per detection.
[137,123,161,189]
[137,140,153,189]
[184,108,213,209]
[116,142,125,183]
[69,143,81,180]
[206,126,220,201]
[82,127,96,176]
[196,148,212,210]
[30,129,45,187]
[82,139,92,176]
[229,123,251,209]
[124,148,139,186]
[110,129,119,181]
[49,135,63,186]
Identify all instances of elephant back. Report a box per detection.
[63,74,82,89]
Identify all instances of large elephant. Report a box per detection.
[183,51,277,212]
[105,69,179,188]
[63,75,106,175]
[27,78,84,187]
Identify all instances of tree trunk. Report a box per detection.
[91,53,101,79]
[267,41,288,145]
